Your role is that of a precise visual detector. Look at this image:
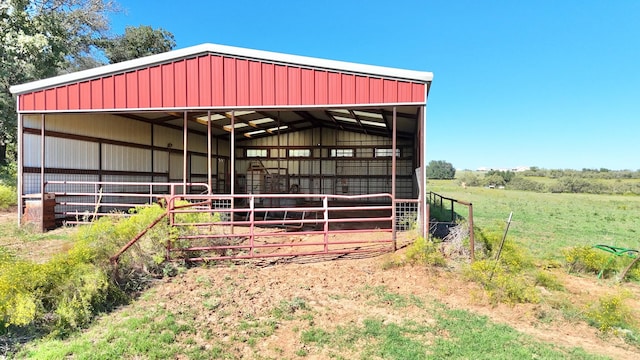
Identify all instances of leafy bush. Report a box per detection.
[464,230,541,304]
[0,204,172,336]
[404,237,446,267]
[507,177,546,192]
[562,246,616,277]
[585,290,635,332]
[0,184,17,211]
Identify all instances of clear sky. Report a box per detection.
[110,0,640,171]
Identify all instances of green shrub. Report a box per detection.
[0,184,17,211]
[464,229,542,304]
[585,290,635,332]
[405,237,446,267]
[0,204,172,336]
[562,246,617,277]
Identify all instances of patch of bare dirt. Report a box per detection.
[139,249,640,359]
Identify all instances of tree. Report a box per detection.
[102,25,175,64]
[1,0,117,164]
[425,160,456,179]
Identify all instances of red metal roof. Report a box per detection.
[11,43,432,112]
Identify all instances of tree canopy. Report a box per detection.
[102,25,175,64]
[0,0,176,165]
[425,160,456,180]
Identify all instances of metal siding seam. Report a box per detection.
[397,81,412,103]
[68,84,79,109]
[412,83,424,102]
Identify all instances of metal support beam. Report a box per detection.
[230,111,235,233]
[392,107,397,250]
[17,111,23,225]
[183,111,188,193]
[40,114,45,232]
[207,111,212,195]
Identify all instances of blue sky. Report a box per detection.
[111,0,640,171]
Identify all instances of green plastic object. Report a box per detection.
[593,245,639,279]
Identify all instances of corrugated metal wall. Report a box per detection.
[237,127,415,198]
[19,54,426,112]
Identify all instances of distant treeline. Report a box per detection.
[457,168,640,195]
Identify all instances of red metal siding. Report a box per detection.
[91,79,103,109]
[114,74,127,108]
[79,81,91,109]
[412,83,425,102]
[328,72,342,104]
[126,71,139,108]
[341,74,355,104]
[150,66,163,107]
[383,79,398,103]
[223,58,237,106]
[138,68,151,108]
[198,56,212,107]
[186,57,199,107]
[301,69,314,104]
[45,89,56,110]
[212,56,224,106]
[68,84,80,109]
[288,67,301,105]
[274,65,287,105]
[236,59,250,106]
[261,63,275,106]
[56,86,67,110]
[161,63,174,107]
[314,71,328,105]
[103,76,115,109]
[17,52,427,111]
[355,76,369,104]
[249,61,263,106]
[174,61,187,107]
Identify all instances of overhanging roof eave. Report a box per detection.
[10,43,433,95]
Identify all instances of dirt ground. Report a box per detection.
[2,211,640,358]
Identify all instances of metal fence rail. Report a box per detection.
[43,180,210,224]
[165,193,397,262]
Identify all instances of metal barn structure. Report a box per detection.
[10,43,433,260]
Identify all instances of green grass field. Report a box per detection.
[427,180,640,260]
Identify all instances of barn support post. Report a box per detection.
[17,111,23,225]
[40,114,45,232]
[420,104,428,240]
[230,111,235,234]
[391,107,397,251]
[207,110,212,195]
[182,111,188,193]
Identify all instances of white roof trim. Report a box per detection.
[10,43,433,95]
